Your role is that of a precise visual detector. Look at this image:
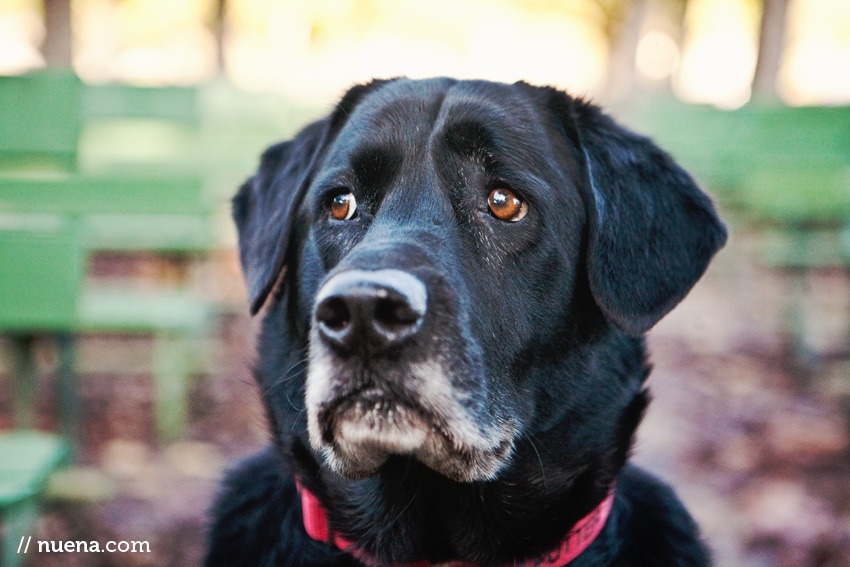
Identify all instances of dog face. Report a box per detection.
[234,78,726,486]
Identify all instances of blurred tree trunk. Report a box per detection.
[603,0,649,101]
[213,0,227,74]
[601,0,689,102]
[753,0,790,100]
[43,0,72,68]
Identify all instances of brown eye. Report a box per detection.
[330,191,357,220]
[487,188,527,222]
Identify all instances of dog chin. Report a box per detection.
[309,393,515,483]
[305,346,519,482]
[322,425,514,483]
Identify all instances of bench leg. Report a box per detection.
[785,267,820,376]
[153,333,190,441]
[1,499,38,567]
[56,333,78,455]
[8,335,36,430]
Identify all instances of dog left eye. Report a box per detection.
[488,188,528,222]
[330,191,358,220]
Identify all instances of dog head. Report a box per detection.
[234,78,726,485]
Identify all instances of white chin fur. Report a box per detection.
[305,344,517,482]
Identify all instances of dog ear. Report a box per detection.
[233,80,393,315]
[233,119,330,315]
[551,94,727,335]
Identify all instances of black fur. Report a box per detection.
[207,78,726,567]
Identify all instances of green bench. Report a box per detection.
[0,176,218,441]
[0,224,76,567]
[619,99,850,364]
[742,163,850,364]
[731,109,850,363]
[0,224,83,437]
[0,72,234,564]
[0,71,223,443]
[618,100,850,211]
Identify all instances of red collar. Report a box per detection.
[298,483,614,567]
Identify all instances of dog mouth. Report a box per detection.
[310,383,515,483]
[320,387,442,446]
[319,387,442,470]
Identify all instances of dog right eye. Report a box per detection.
[329,191,358,220]
[488,188,528,222]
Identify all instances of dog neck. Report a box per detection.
[297,481,614,567]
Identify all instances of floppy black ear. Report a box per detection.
[557,96,727,335]
[234,79,394,315]
[233,118,331,315]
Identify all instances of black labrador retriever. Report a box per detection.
[206,78,727,567]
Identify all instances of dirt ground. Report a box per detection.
[2,226,849,567]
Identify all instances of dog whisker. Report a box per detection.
[523,432,548,492]
[263,357,310,396]
[284,391,306,412]
[388,484,421,527]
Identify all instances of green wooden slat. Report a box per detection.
[760,228,850,268]
[741,166,850,224]
[0,212,224,253]
[0,174,210,215]
[619,100,850,175]
[82,214,222,251]
[0,225,215,332]
[76,119,198,174]
[0,72,83,170]
[77,288,212,333]
[82,83,199,123]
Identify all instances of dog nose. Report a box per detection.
[314,269,427,353]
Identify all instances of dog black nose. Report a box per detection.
[314,269,427,353]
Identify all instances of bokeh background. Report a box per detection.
[1,1,849,566]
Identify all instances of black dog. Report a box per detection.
[206,78,727,567]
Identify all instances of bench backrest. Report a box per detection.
[0,72,83,171]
